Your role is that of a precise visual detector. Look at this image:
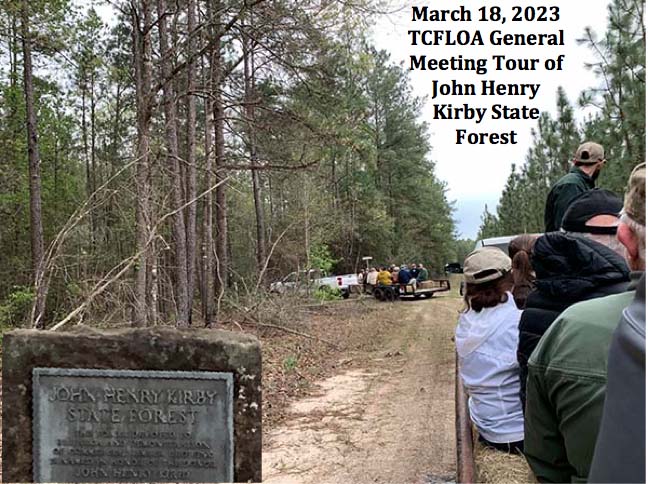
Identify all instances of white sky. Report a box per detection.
[371,1,610,238]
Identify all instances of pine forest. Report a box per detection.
[0,0,644,330]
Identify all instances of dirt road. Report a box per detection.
[263,296,461,484]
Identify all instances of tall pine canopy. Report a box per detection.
[0,0,457,328]
[478,0,645,239]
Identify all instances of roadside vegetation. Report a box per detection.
[0,0,458,332]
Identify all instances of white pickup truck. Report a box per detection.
[270,270,358,298]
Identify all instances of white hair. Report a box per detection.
[620,212,646,266]
[564,231,626,257]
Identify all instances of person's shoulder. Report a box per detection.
[551,170,578,184]
[546,174,580,206]
[529,291,635,369]
[562,290,635,322]
[519,306,559,337]
[551,173,586,192]
[479,295,522,326]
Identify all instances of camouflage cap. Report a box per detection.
[623,162,646,226]
[574,142,605,165]
[463,246,511,285]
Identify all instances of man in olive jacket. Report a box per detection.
[525,163,645,482]
[544,142,606,232]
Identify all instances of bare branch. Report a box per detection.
[49,175,231,331]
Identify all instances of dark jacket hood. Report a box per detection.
[532,232,630,302]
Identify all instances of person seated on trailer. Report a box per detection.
[589,273,646,484]
[391,265,399,284]
[377,266,393,286]
[517,189,629,411]
[358,268,367,291]
[410,263,419,280]
[416,263,429,282]
[456,247,524,454]
[398,265,412,287]
[366,267,378,292]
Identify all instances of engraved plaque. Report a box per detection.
[32,368,234,483]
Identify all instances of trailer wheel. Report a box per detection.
[424,293,433,299]
[384,287,398,302]
[373,287,385,301]
[342,289,350,299]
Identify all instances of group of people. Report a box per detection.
[359,263,430,291]
[456,141,646,483]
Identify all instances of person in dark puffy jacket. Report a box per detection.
[517,233,630,410]
[518,189,629,410]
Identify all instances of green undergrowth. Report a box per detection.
[0,286,33,326]
[314,286,343,301]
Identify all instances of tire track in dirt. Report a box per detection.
[263,296,461,484]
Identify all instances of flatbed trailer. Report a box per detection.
[372,279,451,301]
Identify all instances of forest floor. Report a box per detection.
[256,294,461,484]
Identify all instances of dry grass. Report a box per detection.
[474,439,536,483]
[217,295,402,429]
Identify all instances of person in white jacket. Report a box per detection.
[455,246,524,453]
[366,267,378,291]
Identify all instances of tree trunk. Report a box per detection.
[21,1,46,328]
[251,169,266,274]
[243,17,267,282]
[81,86,92,256]
[90,71,98,248]
[304,175,310,273]
[149,241,159,325]
[10,13,18,89]
[211,0,229,298]
[132,0,154,327]
[53,108,60,191]
[202,49,215,328]
[185,0,198,325]
[106,83,123,250]
[157,0,190,327]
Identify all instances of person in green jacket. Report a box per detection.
[416,263,429,282]
[525,163,645,483]
[544,142,606,232]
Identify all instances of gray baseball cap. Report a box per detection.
[574,142,605,165]
[463,247,512,284]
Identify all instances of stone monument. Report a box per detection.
[2,326,261,483]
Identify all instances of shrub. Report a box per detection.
[309,244,340,274]
[0,286,34,328]
[314,286,342,301]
